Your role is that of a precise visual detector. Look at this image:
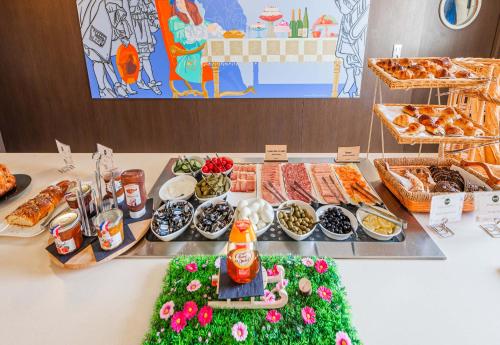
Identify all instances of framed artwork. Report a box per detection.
[77,0,371,99]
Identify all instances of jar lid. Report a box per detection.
[66,184,91,199]
[50,210,80,233]
[94,209,123,229]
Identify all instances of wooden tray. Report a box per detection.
[47,218,150,270]
[373,103,496,145]
[373,157,491,213]
[368,58,488,90]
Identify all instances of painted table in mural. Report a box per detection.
[202,38,341,98]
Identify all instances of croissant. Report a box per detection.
[376,59,394,70]
[445,124,464,136]
[393,114,412,127]
[464,127,484,137]
[402,105,418,117]
[405,123,425,136]
[0,164,16,197]
[393,69,414,80]
[435,115,453,127]
[433,67,451,78]
[412,70,434,79]
[440,107,456,117]
[432,57,453,69]
[425,123,445,136]
[454,117,474,130]
[454,70,471,78]
[398,58,413,67]
[409,64,426,73]
[418,106,437,117]
[418,114,434,126]
[418,60,433,68]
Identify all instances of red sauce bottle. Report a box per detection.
[121,169,147,218]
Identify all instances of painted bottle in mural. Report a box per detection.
[297,9,304,38]
[290,9,297,38]
[303,7,309,38]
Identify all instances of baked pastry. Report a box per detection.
[418,60,433,68]
[376,59,395,70]
[440,107,457,117]
[435,115,454,127]
[393,114,412,127]
[444,124,464,136]
[464,127,484,137]
[405,171,425,192]
[5,180,72,227]
[433,67,451,78]
[418,114,434,126]
[398,58,412,67]
[405,123,425,136]
[0,164,16,197]
[418,106,437,116]
[454,117,474,130]
[454,70,471,78]
[393,69,414,80]
[389,63,404,73]
[432,57,453,69]
[402,105,418,117]
[425,123,445,136]
[412,70,434,79]
[430,166,465,192]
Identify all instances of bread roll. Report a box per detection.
[418,114,434,126]
[444,124,464,136]
[418,106,437,116]
[402,105,418,117]
[464,127,484,137]
[405,123,425,136]
[425,123,445,136]
[393,114,412,127]
[454,117,474,130]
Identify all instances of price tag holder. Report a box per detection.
[428,193,465,237]
[97,143,114,171]
[55,139,74,173]
[265,145,288,162]
[335,146,360,163]
[475,191,500,238]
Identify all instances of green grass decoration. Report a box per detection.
[144,256,361,345]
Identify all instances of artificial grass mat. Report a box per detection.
[143,255,361,345]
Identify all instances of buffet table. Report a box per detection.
[1,153,500,345]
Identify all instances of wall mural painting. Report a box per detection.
[77,0,371,99]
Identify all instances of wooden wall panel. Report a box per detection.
[0,0,498,153]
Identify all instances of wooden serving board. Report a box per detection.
[47,218,151,270]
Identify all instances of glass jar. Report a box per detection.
[103,168,124,204]
[121,169,147,218]
[65,184,94,215]
[49,210,83,255]
[94,209,124,251]
[226,220,260,284]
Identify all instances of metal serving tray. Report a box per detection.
[121,157,445,260]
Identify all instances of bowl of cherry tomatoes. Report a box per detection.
[201,156,234,176]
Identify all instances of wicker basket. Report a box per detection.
[368,58,488,90]
[373,157,486,213]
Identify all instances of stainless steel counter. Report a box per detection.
[121,157,445,260]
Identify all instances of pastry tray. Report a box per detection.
[373,103,496,145]
[368,58,488,90]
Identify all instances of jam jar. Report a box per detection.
[121,169,147,219]
[94,209,124,251]
[65,184,94,215]
[49,210,83,255]
[103,168,124,204]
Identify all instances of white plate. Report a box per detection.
[171,156,204,176]
[356,207,402,241]
[234,198,274,237]
[193,198,234,240]
[159,175,197,201]
[226,164,259,207]
[316,205,356,241]
[276,200,318,241]
[150,201,194,242]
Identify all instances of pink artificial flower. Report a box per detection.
[197,306,213,327]
[262,289,276,302]
[183,301,198,320]
[266,310,282,323]
[266,264,280,276]
[185,262,198,272]
[317,286,332,302]
[231,322,248,342]
[335,331,352,345]
[301,257,314,267]
[159,300,175,320]
[187,279,202,292]
[170,311,187,333]
[214,257,221,269]
[301,306,316,325]
[276,279,288,291]
[314,259,329,274]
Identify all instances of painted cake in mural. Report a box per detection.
[76,0,371,99]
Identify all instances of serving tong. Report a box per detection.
[358,202,407,230]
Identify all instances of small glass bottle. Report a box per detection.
[121,169,147,218]
[226,220,260,284]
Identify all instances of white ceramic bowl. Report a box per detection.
[171,156,204,176]
[193,198,234,240]
[159,175,197,201]
[277,200,318,241]
[195,175,231,202]
[201,157,234,176]
[356,207,402,241]
[316,205,356,241]
[234,198,274,237]
[151,200,194,242]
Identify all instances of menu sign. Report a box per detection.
[336,146,360,163]
[265,145,288,162]
[475,191,500,223]
[97,143,114,171]
[429,193,465,226]
[55,139,74,173]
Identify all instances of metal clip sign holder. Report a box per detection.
[429,218,455,238]
[480,218,500,238]
[55,139,75,174]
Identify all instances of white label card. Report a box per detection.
[429,193,465,226]
[97,143,114,170]
[265,145,288,161]
[55,139,74,170]
[475,191,500,223]
[336,146,360,163]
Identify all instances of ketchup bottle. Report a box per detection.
[227,220,260,284]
